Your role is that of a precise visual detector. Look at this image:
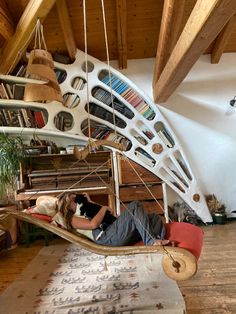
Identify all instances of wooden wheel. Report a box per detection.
[162,247,198,281]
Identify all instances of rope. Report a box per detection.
[83,158,180,268]
[120,152,172,221]
[24,155,110,202]
[100,0,118,138]
[7,19,43,74]
[83,159,158,244]
[83,0,92,146]
[10,7,177,264]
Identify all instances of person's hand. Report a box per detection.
[83,192,91,202]
[104,206,112,214]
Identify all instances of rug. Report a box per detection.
[0,243,186,314]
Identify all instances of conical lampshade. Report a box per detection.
[24,49,63,103]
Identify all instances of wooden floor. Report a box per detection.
[0,220,236,313]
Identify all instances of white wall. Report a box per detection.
[111,54,236,215]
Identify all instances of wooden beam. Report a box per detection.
[211,15,236,64]
[153,0,236,103]
[0,0,57,74]
[116,0,127,69]
[56,0,77,61]
[0,5,14,40]
[153,0,185,87]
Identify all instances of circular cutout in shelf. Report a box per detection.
[54,111,74,131]
[71,76,86,91]
[63,93,80,108]
[81,61,94,73]
[54,68,67,84]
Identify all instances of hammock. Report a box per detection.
[0,207,203,281]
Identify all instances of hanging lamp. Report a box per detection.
[24,20,63,103]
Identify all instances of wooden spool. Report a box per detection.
[24,49,63,103]
[162,247,197,281]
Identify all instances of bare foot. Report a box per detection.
[153,239,170,246]
[7,243,18,250]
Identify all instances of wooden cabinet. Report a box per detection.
[117,154,167,216]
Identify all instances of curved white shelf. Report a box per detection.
[0,49,212,223]
[0,74,48,85]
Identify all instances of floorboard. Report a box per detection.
[178,219,236,313]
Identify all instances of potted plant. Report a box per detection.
[0,134,25,204]
[205,194,226,224]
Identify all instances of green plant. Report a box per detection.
[0,134,25,198]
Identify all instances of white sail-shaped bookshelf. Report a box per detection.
[0,49,212,223]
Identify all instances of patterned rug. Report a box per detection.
[0,243,186,313]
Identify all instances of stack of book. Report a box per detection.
[0,107,46,128]
[0,82,24,100]
[63,93,80,108]
[86,102,127,128]
[55,69,67,84]
[82,122,131,151]
[92,87,134,119]
[54,112,73,131]
[72,77,86,90]
[100,71,155,120]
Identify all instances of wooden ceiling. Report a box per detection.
[0,0,236,102]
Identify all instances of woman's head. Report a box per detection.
[57,193,77,229]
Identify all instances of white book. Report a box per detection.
[134,150,155,168]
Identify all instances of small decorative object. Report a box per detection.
[170,201,200,225]
[152,143,163,154]
[192,193,200,202]
[205,194,226,224]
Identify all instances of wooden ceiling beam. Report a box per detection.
[153,0,236,103]
[0,0,57,74]
[116,0,127,69]
[153,0,185,87]
[0,5,14,40]
[211,15,236,64]
[56,0,77,61]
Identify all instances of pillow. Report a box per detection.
[52,212,67,229]
[29,196,58,217]
[29,212,52,223]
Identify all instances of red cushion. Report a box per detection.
[30,212,52,223]
[165,222,203,260]
[134,222,203,260]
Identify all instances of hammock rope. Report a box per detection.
[101,0,118,138]
[83,0,92,148]
[80,0,179,266]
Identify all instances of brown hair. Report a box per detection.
[57,193,76,230]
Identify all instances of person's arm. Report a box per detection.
[83,193,113,213]
[71,205,109,230]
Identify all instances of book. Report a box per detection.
[157,130,174,148]
[134,149,155,168]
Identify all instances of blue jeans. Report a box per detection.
[93,201,165,246]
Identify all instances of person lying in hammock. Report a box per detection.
[57,192,170,246]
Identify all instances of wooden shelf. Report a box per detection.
[15,186,111,201]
